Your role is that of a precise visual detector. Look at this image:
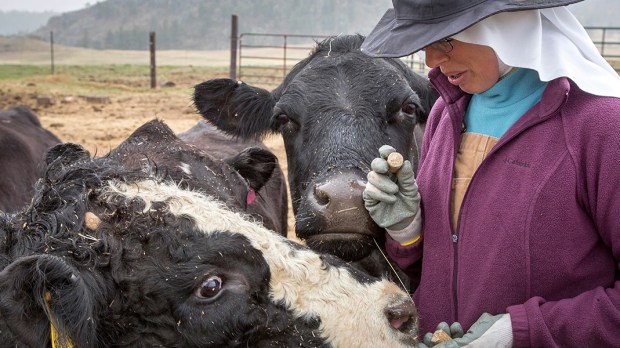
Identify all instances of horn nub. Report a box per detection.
[84,212,101,230]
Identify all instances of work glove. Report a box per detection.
[363,145,421,243]
[416,322,464,348]
[420,313,512,348]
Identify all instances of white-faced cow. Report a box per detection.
[177,120,288,236]
[0,119,420,347]
[193,35,438,290]
[0,106,61,213]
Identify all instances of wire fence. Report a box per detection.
[0,26,618,87]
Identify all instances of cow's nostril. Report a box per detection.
[314,185,330,206]
[385,300,418,334]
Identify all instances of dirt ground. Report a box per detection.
[0,72,298,240]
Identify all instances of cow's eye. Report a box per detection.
[274,113,290,127]
[273,113,300,133]
[401,100,417,115]
[196,275,223,299]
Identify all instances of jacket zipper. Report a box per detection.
[448,106,562,323]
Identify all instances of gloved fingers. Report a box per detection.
[363,183,397,204]
[449,322,464,339]
[370,157,389,174]
[423,332,434,347]
[467,312,498,334]
[367,171,399,194]
[396,160,416,185]
[434,341,460,348]
[378,144,397,159]
[436,322,451,336]
[416,342,430,348]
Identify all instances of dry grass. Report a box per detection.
[0,60,298,240]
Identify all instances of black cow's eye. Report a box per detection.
[196,275,223,299]
[401,101,417,115]
[274,113,290,127]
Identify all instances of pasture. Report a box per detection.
[0,60,297,238]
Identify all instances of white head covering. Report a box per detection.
[450,7,620,98]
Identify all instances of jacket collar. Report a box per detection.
[428,67,571,120]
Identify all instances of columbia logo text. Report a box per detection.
[504,157,530,168]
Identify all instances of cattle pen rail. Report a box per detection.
[233,26,620,87]
[235,32,428,87]
[237,33,331,86]
[586,26,620,69]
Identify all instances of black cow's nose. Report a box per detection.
[311,172,376,232]
[385,300,418,335]
[314,177,365,206]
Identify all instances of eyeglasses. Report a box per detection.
[422,38,454,54]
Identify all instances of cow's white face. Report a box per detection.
[107,180,419,347]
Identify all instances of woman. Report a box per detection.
[361,0,620,346]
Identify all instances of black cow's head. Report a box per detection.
[0,126,419,347]
[193,35,437,281]
[106,119,280,232]
[177,120,289,236]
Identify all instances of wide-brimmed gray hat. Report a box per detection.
[361,0,583,58]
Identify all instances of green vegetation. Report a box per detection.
[0,65,50,79]
[0,64,227,96]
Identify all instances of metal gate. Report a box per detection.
[237,33,330,87]
[585,26,620,71]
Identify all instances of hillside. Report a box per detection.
[0,11,57,36]
[30,0,392,50]
[21,0,620,51]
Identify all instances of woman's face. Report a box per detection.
[425,39,500,94]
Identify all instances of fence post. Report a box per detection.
[283,35,287,79]
[150,31,156,89]
[230,15,238,80]
[50,31,54,75]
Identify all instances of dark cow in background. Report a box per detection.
[0,106,61,213]
[193,34,438,290]
[106,119,285,235]
[0,119,419,347]
[178,120,288,236]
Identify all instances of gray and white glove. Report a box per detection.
[363,145,421,243]
[423,314,513,348]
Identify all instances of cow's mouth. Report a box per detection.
[386,302,419,343]
[303,233,375,261]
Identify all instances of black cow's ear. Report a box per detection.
[414,81,439,124]
[45,143,91,167]
[193,78,275,140]
[44,143,92,183]
[0,254,96,347]
[225,147,277,191]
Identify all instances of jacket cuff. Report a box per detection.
[507,304,530,348]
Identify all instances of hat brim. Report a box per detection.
[361,0,583,58]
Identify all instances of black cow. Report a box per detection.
[177,120,288,236]
[0,120,419,347]
[106,119,283,235]
[0,106,61,213]
[193,35,438,289]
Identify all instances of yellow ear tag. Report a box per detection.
[44,291,74,348]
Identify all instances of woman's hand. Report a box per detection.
[363,145,421,241]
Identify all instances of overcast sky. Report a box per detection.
[0,0,95,12]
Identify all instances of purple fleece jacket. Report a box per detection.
[386,67,620,347]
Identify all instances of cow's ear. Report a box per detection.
[193,79,275,140]
[225,147,277,191]
[44,143,92,182]
[45,143,91,167]
[0,254,96,347]
[410,79,439,125]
